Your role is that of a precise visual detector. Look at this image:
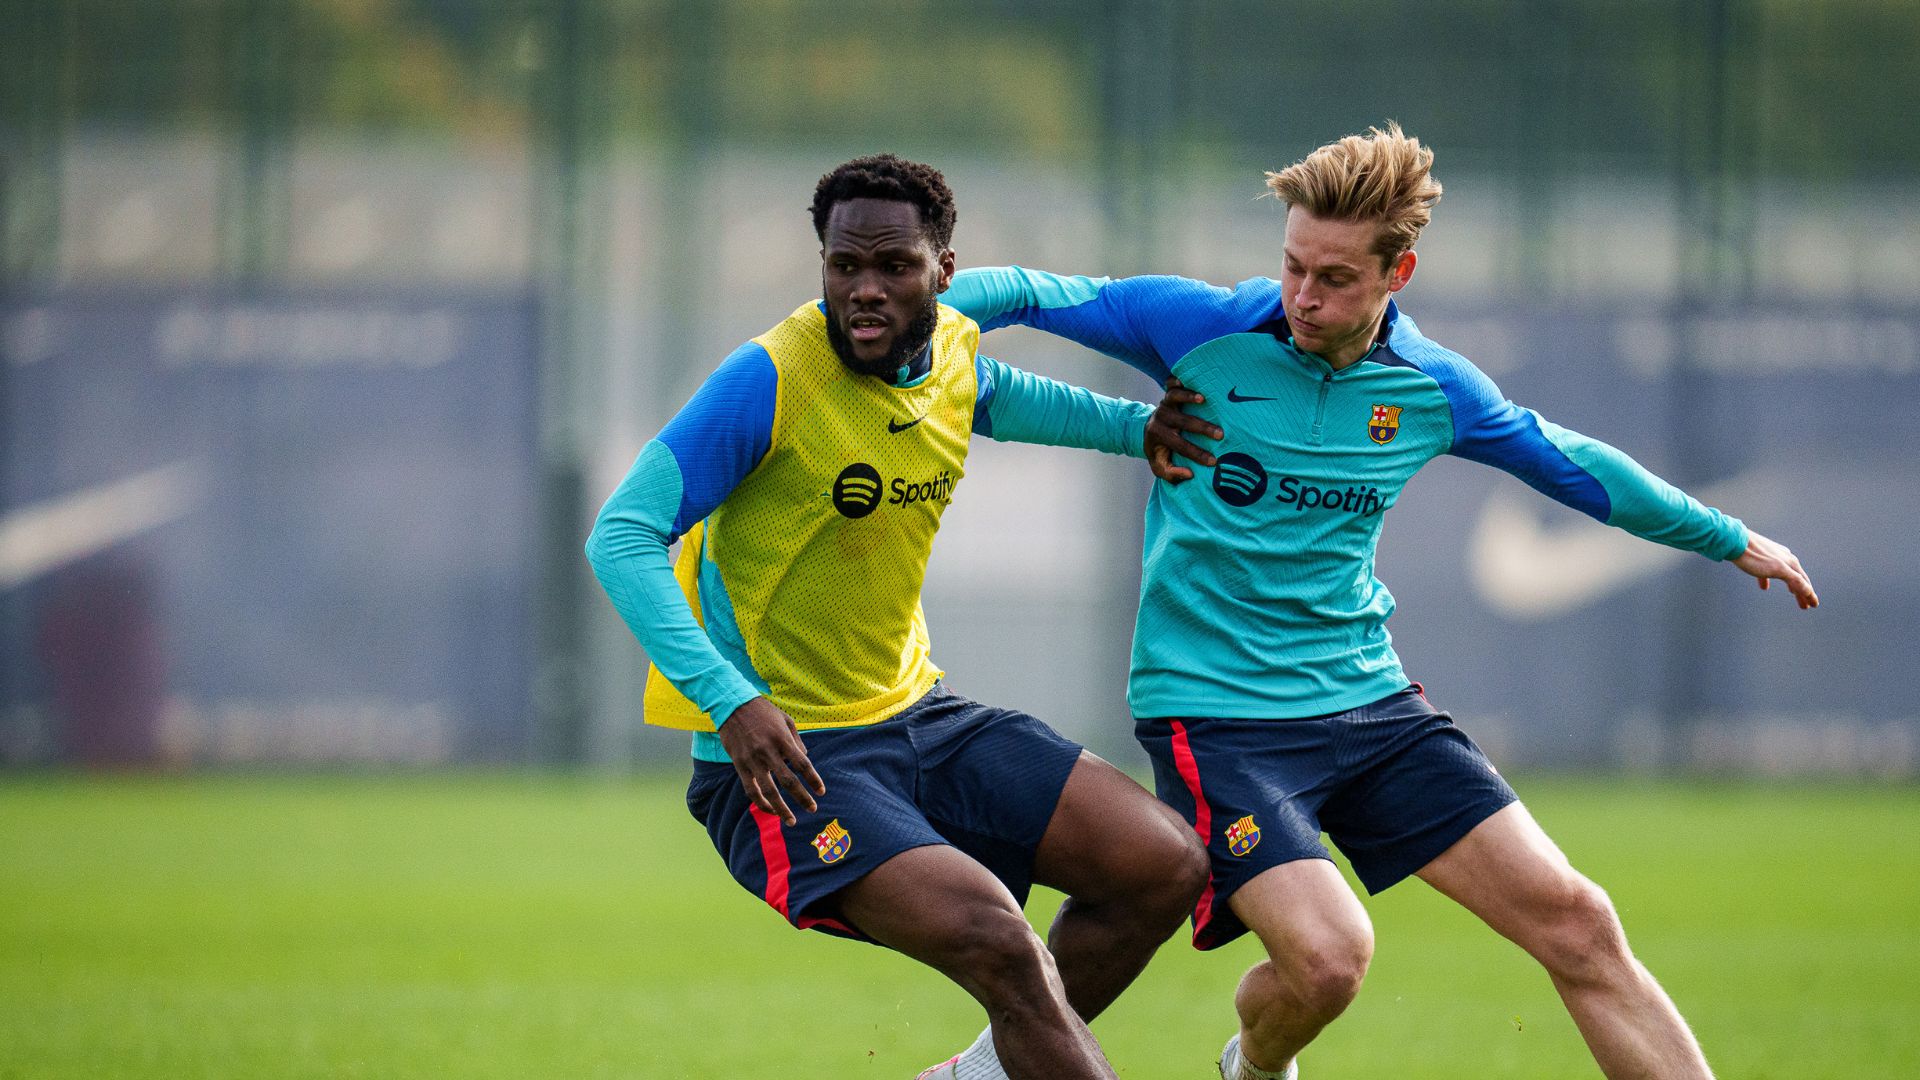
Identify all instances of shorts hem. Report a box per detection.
[1349,791,1518,895]
[1191,851,1335,951]
[784,838,951,943]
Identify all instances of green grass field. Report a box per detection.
[2,774,1916,1079]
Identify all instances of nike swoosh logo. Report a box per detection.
[1469,468,1783,620]
[887,416,926,434]
[0,461,209,588]
[1225,388,1276,403]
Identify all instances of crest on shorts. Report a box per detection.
[812,819,852,864]
[1225,814,1262,857]
[1369,404,1403,445]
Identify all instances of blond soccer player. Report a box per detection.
[943,124,1816,1079]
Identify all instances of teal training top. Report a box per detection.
[944,267,1750,720]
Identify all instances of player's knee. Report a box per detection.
[1140,830,1210,924]
[1173,832,1212,903]
[1262,924,1372,1018]
[1295,927,1373,1013]
[1111,800,1209,892]
[1530,877,1632,985]
[946,907,1058,1007]
[1075,810,1208,935]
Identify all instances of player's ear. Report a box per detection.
[935,247,956,292]
[1387,250,1417,293]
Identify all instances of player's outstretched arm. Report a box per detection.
[1437,354,1755,565]
[1731,530,1819,609]
[970,354,1152,457]
[1145,376,1222,483]
[947,266,1259,386]
[718,697,826,826]
[943,266,1163,378]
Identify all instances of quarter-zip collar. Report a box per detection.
[1265,299,1402,376]
[1256,301,1403,446]
[884,340,935,388]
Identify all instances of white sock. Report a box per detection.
[952,1026,1009,1080]
[1227,1039,1297,1080]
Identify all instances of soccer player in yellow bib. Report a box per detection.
[586,156,1208,1080]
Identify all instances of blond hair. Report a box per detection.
[1265,122,1442,268]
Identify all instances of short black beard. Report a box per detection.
[825,292,940,380]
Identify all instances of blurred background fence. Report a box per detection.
[2,0,1915,773]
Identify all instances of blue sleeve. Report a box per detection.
[946,266,1283,384]
[971,355,1151,457]
[1429,352,1749,560]
[582,344,778,725]
[654,343,778,534]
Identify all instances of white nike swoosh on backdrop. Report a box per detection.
[1469,469,1785,621]
[0,461,209,588]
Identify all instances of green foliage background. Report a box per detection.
[7,0,1916,173]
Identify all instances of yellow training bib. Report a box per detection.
[643,302,979,731]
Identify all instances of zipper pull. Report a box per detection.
[1309,371,1333,445]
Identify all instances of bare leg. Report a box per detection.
[1224,859,1374,1073]
[835,844,1117,1080]
[1416,802,1714,1080]
[1031,751,1211,1020]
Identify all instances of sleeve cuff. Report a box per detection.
[1713,518,1752,563]
[1121,404,1152,459]
[705,683,762,728]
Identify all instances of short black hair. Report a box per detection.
[810,154,957,250]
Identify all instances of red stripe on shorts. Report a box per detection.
[797,912,855,935]
[1168,719,1216,938]
[749,804,791,919]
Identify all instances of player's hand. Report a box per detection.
[1732,531,1818,610]
[1144,377,1223,484]
[718,697,826,825]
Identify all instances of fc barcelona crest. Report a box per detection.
[1225,815,1262,857]
[812,819,852,864]
[1369,404,1403,445]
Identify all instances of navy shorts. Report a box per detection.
[686,683,1084,943]
[1137,684,1517,950]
